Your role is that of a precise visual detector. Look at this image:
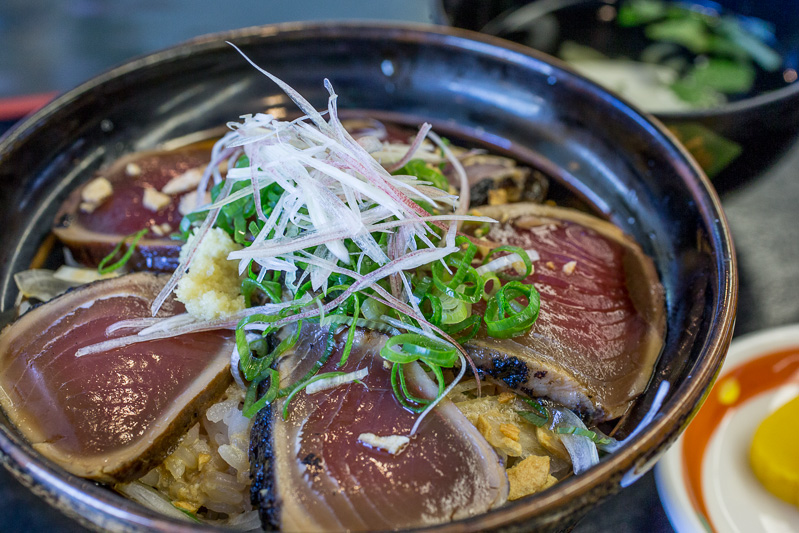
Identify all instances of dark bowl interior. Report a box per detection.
[0,22,735,532]
[443,0,799,191]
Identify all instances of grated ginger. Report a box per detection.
[175,228,245,320]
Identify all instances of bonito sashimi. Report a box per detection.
[250,325,508,532]
[466,203,665,421]
[0,273,234,482]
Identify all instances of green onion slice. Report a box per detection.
[243,368,279,418]
[241,278,282,307]
[431,260,484,304]
[556,426,613,445]
[517,398,549,427]
[277,328,337,399]
[420,292,443,327]
[380,333,458,368]
[431,237,484,304]
[484,281,541,339]
[235,313,301,381]
[480,272,501,301]
[97,228,148,275]
[395,363,431,406]
[391,363,429,413]
[337,295,360,368]
[441,314,481,343]
[439,292,470,325]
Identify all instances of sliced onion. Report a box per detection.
[114,481,195,522]
[53,265,120,284]
[205,510,262,531]
[14,267,124,307]
[13,269,76,302]
[550,406,600,475]
[599,380,671,454]
[439,291,471,325]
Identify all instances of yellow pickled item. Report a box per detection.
[750,394,799,508]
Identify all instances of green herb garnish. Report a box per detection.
[393,159,449,191]
[484,281,541,339]
[97,228,148,274]
[556,426,613,445]
[517,397,550,427]
[191,115,546,421]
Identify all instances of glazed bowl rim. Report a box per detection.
[0,20,737,532]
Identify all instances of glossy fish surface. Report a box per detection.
[0,273,234,481]
[468,203,665,421]
[250,325,508,532]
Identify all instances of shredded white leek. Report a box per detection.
[475,248,540,276]
[137,313,197,336]
[305,367,369,395]
[151,47,493,317]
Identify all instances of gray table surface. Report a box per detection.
[2,0,798,531]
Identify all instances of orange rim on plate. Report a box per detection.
[655,325,799,533]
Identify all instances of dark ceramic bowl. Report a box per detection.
[0,22,735,532]
[443,0,799,192]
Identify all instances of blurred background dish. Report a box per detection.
[442,0,799,191]
[655,324,799,532]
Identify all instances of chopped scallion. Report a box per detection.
[97,228,148,275]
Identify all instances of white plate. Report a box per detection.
[655,324,799,533]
